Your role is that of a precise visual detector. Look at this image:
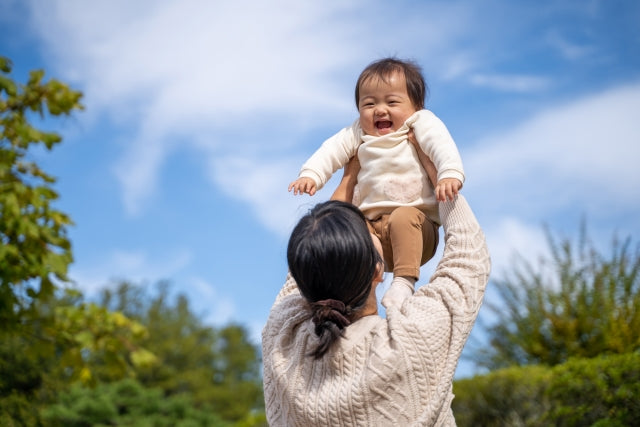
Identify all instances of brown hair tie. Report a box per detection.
[311,299,352,329]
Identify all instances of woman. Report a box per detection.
[262,194,490,426]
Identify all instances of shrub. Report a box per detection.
[453,352,640,426]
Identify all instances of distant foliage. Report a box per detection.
[99,281,266,424]
[42,378,230,427]
[476,223,640,369]
[453,352,640,426]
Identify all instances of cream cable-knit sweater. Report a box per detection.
[262,196,490,426]
[299,110,465,223]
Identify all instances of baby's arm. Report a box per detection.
[330,154,360,202]
[289,123,361,197]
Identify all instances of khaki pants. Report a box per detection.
[366,206,439,280]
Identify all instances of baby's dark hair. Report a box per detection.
[355,57,428,110]
[287,200,382,359]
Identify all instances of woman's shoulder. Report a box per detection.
[263,294,309,341]
[341,315,387,346]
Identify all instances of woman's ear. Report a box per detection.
[370,233,385,284]
[374,261,384,283]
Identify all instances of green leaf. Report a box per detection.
[130,348,158,368]
[0,56,12,73]
[0,75,17,96]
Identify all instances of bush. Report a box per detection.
[453,364,550,426]
[544,353,640,426]
[42,378,229,427]
[453,352,640,426]
[0,392,42,427]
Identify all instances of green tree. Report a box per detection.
[453,352,640,426]
[476,223,640,370]
[0,57,155,425]
[99,281,265,424]
[0,289,158,425]
[42,378,230,427]
[0,56,80,330]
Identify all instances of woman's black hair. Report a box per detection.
[287,200,382,359]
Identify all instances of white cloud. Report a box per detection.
[24,0,492,217]
[70,248,192,295]
[26,0,367,214]
[483,217,548,278]
[440,52,479,81]
[464,82,640,217]
[209,153,328,237]
[545,30,596,61]
[458,81,640,308]
[23,0,640,243]
[186,276,236,326]
[469,73,551,92]
[28,0,361,113]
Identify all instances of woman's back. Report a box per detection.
[262,196,490,426]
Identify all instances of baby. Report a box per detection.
[289,57,464,309]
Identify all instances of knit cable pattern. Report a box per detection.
[262,196,490,426]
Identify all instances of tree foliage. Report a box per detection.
[42,378,230,427]
[52,296,157,385]
[99,282,265,424]
[476,223,640,369]
[0,57,157,425]
[453,352,640,426]
[0,56,81,330]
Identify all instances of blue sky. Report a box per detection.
[2,0,639,377]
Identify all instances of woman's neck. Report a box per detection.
[352,292,378,320]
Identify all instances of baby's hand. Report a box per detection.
[288,177,317,196]
[435,178,462,202]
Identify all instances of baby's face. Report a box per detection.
[357,71,417,137]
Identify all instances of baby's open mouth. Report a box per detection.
[375,120,393,130]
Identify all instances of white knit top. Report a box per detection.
[262,196,490,426]
[298,110,465,223]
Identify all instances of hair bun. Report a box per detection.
[311,299,351,330]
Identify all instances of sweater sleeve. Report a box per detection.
[392,195,490,422]
[438,194,488,301]
[298,121,362,190]
[409,110,465,185]
[410,194,490,332]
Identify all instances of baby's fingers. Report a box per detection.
[289,179,316,196]
[288,181,302,194]
[434,183,452,202]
